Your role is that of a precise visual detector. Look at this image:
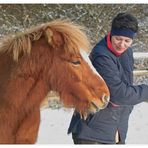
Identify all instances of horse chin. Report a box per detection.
[78,100,109,120]
[79,107,99,120]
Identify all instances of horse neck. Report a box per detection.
[0,53,15,90]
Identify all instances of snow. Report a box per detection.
[37,108,73,144]
[134,52,148,58]
[126,102,148,144]
[37,102,148,144]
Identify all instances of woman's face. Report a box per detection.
[111,36,133,52]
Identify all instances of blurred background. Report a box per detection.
[0,4,147,52]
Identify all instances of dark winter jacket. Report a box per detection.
[68,36,148,144]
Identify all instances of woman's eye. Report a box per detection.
[125,40,131,43]
[116,38,121,41]
[71,61,81,65]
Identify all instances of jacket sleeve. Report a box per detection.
[92,54,148,105]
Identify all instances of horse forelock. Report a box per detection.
[0,19,90,62]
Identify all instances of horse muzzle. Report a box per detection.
[90,94,110,113]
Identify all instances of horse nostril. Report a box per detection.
[102,94,110,103]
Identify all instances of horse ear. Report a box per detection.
[45,28,53,44]
[45,27,64,49]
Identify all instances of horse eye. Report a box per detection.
[71,61,81,65]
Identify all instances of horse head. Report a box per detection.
[43,20,110,118]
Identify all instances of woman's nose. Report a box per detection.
[119,41,125,48]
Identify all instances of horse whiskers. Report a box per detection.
[79,101,100,120]
[80,111,88,120]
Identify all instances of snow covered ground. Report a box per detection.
[37,108,73,144]
[126,102,148,144]
[37,102,148,144]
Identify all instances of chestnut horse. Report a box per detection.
[0,20,110,144]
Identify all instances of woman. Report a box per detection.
[68,12,148,144]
